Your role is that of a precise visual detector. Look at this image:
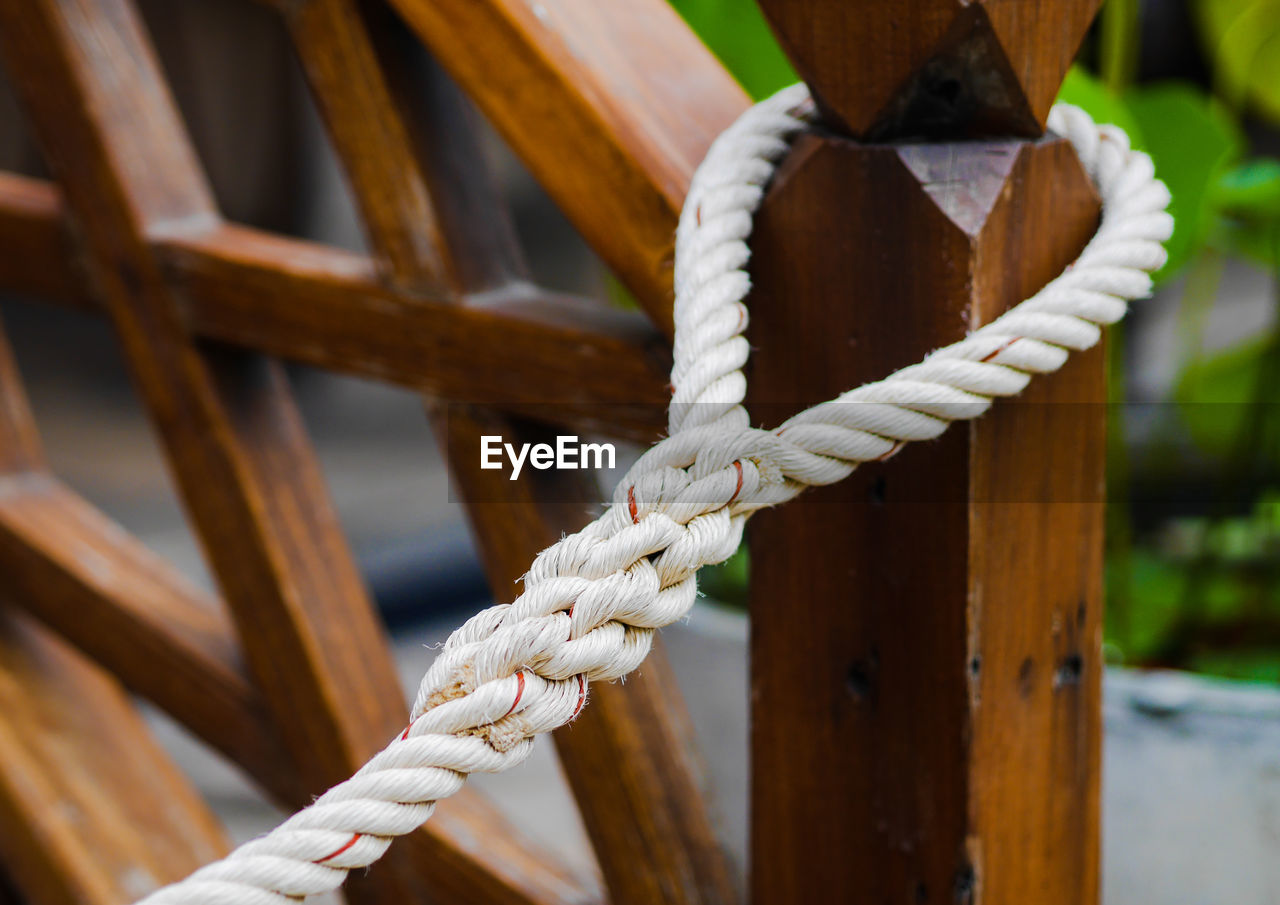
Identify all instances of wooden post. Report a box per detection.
[747,2,1105,903]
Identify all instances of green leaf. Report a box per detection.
[1194,0,1280,122]
[1213,158,1280,219]
[668,0,796,100]
[1213,216,1280,268]
[1056,65,1144,144]
[1125,83,1245,277]
[1174,329,1278,459]
[1106,548,1187,658]
[1210,159,1280,265]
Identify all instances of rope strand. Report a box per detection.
[135,85,1172,904]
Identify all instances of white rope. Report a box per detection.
[134,84,1172,904]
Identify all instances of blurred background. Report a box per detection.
[0,0,1278,902]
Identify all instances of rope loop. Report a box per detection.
[134,84,1172,905]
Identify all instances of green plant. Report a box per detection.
[672,0,1280,682]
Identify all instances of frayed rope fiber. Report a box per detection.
[135,83,1172,904]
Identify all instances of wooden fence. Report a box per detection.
[0,0,1105,902]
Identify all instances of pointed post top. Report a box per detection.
[756,0,1103,140]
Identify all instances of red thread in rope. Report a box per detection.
[980,336,1022,362]
[627,485,639,524]
[572,674,587,717]
[502,671,526,719]
[727,460,744,505]
[875,441,904,462]
[314,833,361,864]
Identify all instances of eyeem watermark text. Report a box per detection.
[480,435,616,480]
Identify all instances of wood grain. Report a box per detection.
[437,405,739,905]
[0,181,670,441]
[0,475,301,802]
[0,320,40,473]
[0,173,86,308]
[345,0,529,293]
[0,315,230,905]
[386,0,749,333]
[0,1,592,902]
[747,134,1103,904]
[0,608,228,904]
[756,0,1102,139]
[285,0,452,291]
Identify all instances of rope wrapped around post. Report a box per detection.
[135,84,1173,905]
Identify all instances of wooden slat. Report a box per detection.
[163,224,668,441]
[299,8,725,892]
[0,178,669,441]
[285,5,606,900]
[356,0,528,293]
[0,475,302,802]
[747,133,1103,903]
[436,405,739,905]
[0,308,297,798]
[284,0,452,291]
[283,0,529,294]
[0,322,40,474]
[0,173,81,305]
[0,314,229,903]
[385,0,749,333]
[0,608,228,905]
[0,312,296,805]
[0,3,591,903]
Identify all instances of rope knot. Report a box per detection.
[134,85,1172,905]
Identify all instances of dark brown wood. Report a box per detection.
[0,321,40,473]
[0,183,670,441]
[0,476,302,801]
[0,174,85,308]
[0,2,592,903]
[0,318,230,904]
[344,0,530,293]
[437,405,739,905]
[0,0,1113,900]
[748,134,1103,903]
[0,312,302,802]
[386,0,750,334]
[284,0,452,292]
[756,0,1102,139]
[0,609,228,904]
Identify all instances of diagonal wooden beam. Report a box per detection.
[0,308,230,904]
[0,310,299,801]
[0,176,669,442]
[384,0,749,334]
[0,608,229,905]
[289,6,739,897]
[0,174,86,309]
[281,5,608,900]
[0,474,302,802]
[436,405,740,905]
[0,2,593,903]
[307,11,733,899]
[283,0,454,292]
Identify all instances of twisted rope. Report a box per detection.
[136,84,1172,904]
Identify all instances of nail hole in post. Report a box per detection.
[1055,653,1083,688]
